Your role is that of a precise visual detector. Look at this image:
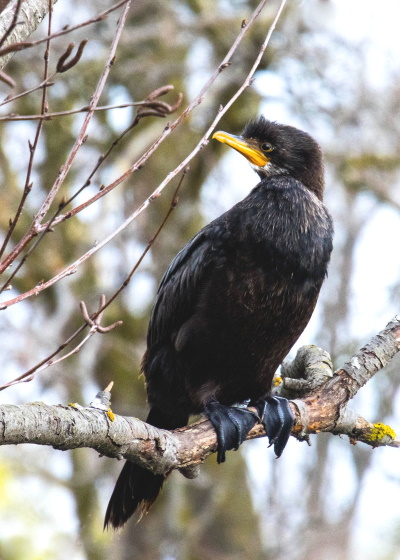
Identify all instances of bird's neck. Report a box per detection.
[254,165,325,201]
[239,179,332,278]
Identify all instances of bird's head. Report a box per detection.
[212,116,325,200]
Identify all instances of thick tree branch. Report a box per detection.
[1,318,399,479]
[286,316,400,446]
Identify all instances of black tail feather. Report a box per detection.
[104,460,164,529]
[104,406,188,529]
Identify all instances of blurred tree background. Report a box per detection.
[0,0,400,559]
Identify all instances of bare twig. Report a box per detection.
[0,168,187,388]
[36,85,182,225]
[35,1,131,224]
[132,0,288,202]
[0,86,182,295]
[0,98,182,121]
[80,294,122,334]
[0,0,53,261]
[0,295,123,390]
[0,39,32,55]
[0,0,60,71]
[0,0,266,278]
[0,0,129,63]
[0,0,132,281]
[0,321,90,390]
[0,69,15,87]
[0,74,55,107]
[0,0,282,303]
[12,296,122,388]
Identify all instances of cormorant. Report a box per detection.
[105,117,333,529]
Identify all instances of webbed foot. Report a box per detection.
[253,396,294,457]
[204,401,258,463]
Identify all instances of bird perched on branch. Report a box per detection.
[105,116,333,529]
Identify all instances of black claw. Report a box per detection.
[253,396,294,457]
[204,402,258,463]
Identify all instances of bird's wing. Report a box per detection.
[148,225,224,347]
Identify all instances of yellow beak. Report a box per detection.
[212,131,268,167]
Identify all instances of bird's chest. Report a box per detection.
[214,253,312,327]
[235,185,330,278]
[196,228,323,374]
[223,262,274,315]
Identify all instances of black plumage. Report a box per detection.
[105,117,333,529]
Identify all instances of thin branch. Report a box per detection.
[0,0,60,71]
[1,295,123,389]
[0,0,53,260]
[100,165,188,312]
[0,0,129,66]
[0,85,182,291]
[80,294,122,334]
[26,85,182,231]
[0,99,182,121]
[0,74,55,107]
[36,86,182,229]
[0,168,187,389]
[0,0,132,284]
[140,0,288,201]
[0,319,399,472]
[0,322,90,390]
[35,1,131,225]
[0,0,285,305]
[0,0,266,277]
[0,70,15,87]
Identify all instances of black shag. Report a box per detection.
[105,117,333,528]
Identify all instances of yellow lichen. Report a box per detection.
[68,403,79,409]
[367,422,396,442]
[273,376,282,387]
[107,408,115,422]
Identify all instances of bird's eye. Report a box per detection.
[261,142,273,152]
